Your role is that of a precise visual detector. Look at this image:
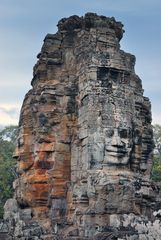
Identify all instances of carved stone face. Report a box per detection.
[104,127,133,165]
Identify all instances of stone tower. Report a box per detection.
[4,13,161,239]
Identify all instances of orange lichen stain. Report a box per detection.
[27,173,49,183]
[32,206,49,219]
[21,182,49,207]
[15,90,78,220]
[19,161,34,171]
[31,183,49,197]
[37,142,55,152]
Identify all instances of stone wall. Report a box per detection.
[4,13,161,239]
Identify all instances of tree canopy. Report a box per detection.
[151,124,161,183]
[0,125,18,218]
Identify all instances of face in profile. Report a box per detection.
[104,126,133,165]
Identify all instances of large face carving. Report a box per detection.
[104,126,133,165]
[95,67,136,166]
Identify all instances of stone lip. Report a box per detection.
[57,12,124,41]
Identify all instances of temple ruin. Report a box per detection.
[4,13,161,239]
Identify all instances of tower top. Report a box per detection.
[57,12,124,41]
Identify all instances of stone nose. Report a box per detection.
[111,130,124,147]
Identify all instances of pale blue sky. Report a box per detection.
[0,0,161,125]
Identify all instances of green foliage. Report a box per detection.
[151,154,161,182]
[153,124,161,154]
[0,125,18,218]
[151,124,161,182]
[0,125,18,143]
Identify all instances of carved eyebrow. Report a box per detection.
[118,127,132,131]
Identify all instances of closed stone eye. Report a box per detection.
[119,129,128,138]
[106,129,114,137]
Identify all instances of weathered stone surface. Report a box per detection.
[4,13,161,239]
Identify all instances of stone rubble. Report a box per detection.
[3,13,161,239]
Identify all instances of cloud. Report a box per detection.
[0,104,21,126]
[152,112,161,125]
